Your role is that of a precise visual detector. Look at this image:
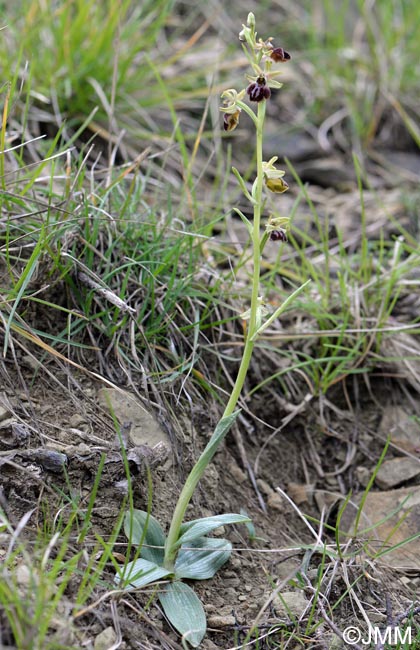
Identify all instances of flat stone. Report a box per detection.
[273,591,309,618]
[375,457,420,489]
[267,491,284,512]
[287,482,315,505]
[379,406,420,454]
[340,486,420,569]
[256,479,274,496]
[94,626,117,650]
[97,387,170,449]
[207,615,235,628]
[0,404,11,422]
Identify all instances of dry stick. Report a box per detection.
[77,270,136,314]
[394,602,420,625]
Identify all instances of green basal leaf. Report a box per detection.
[124,509,166,564]
[175,537,232,580]
[178,513,251,546]
[116,557,171,589]
[158,581,206,648]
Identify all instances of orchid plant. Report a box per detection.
[116,14,308,647]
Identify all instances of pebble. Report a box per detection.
[267,492,284,511]
[256,479,274,495]
[272,590,309,617]
[375,457,420,489]
[207,615,235,628]
[94,626,117,650]
[0,404,11,422]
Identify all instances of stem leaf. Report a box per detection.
[232,167,256,204]
[116,557,171,589]
[124,509,166,564]
[232,207,253,236]
[175,537,232,580]
[178,513,251,546]
[158,581,206,648]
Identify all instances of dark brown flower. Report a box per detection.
[270,47,291,63]
[246,75,271,102]
[269,229,288,242]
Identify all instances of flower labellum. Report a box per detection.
[265,177,289,193]
[223,109,241,132]
[269,229,288,242]
[247,76,271,102]
[270,47,291,63]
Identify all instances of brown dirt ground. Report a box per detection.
[1,339,419,649]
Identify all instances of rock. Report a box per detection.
[340,486,420,569]
[355,466,371,488]
[0,401,11,422]
[207,615,235,628]
[94,626,117,650]
[375,457,420,489]
[226,461,247,484]
[287,482,315,505]
[379,406,420,455]
[267,491,284,512]
[273,590,309,618]
[97,388,170,449]
[256,479,274,496]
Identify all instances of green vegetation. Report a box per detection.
[1,0,420,648]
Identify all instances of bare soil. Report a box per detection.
[1,335,419,649]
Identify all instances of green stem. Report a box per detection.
[163,101,266,571]
[222,100,265,418]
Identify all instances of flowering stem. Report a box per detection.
[163,102,267,571]
[222,100,265,418]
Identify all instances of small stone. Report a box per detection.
[355,466,371,487]
[204,604,216,613]
[339,486,420,569]
[287,482,314,505]
[97,387,170,449]
[267,492,284,511]
[207,615,235,628]
[369,611,387,623]
[0,404,11,422]
[227,462,247,484]
[238,595,247,601]
[68,414,88,429]
[273,591,309,618]
[256,479,274,496]
[375,457,420,489]
[212,525,226,537]
[379,406,420,454]
[94,626,117,650]
[16,564,32,588]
